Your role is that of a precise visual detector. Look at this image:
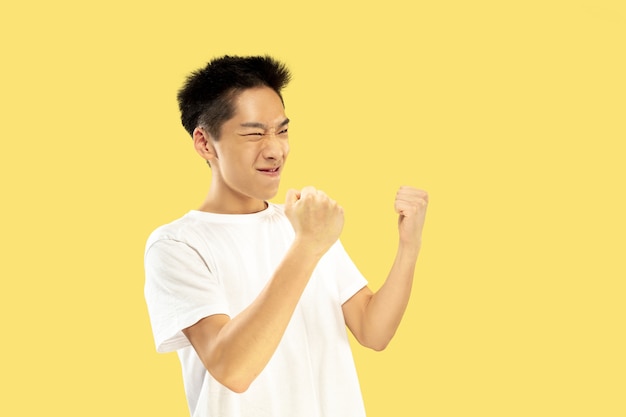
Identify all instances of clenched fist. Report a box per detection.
[395,186,428,250]
[285,186,344,257]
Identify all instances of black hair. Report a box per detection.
[177,55,292,139]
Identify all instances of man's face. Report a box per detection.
[208,87,290,209]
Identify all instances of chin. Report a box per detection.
[259,192,279,201]
[258,188,280,201]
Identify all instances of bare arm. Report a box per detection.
[182,187,343,393]
[342,186,428,351]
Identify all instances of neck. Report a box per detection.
[198,186,268,214]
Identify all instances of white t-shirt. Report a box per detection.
[144,203,368,417]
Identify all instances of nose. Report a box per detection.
[261,133,285,160]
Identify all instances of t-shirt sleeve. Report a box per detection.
[324,240,368,304]
[144,238,231,353]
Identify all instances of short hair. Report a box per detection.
[177,55,292,139]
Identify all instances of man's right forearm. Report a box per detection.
[186,239,323,393]
[184,187,344,392]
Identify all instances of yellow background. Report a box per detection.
[1,1,624,416]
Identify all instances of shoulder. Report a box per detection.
[145,212,203,254]
[146,204,291,252]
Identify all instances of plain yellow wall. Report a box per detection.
[1,1,624,416]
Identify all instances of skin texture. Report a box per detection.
[183,86,429,393]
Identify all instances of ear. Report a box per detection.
[193,127,218,163]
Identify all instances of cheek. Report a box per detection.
[227,146,255,165]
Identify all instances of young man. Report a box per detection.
[144,55,428,417]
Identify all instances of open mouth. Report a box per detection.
[258,166,280,172]
[257,166,281,175]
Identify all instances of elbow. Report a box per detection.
[210,364,258,394]
[367,339,390,352]
[199,351,256,393]
[358,333,392,352]
[222,378,252,394]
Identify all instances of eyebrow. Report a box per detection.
[239,118,290,129]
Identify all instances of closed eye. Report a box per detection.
[239,129,287,137]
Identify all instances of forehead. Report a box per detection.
[231,87,287,124]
